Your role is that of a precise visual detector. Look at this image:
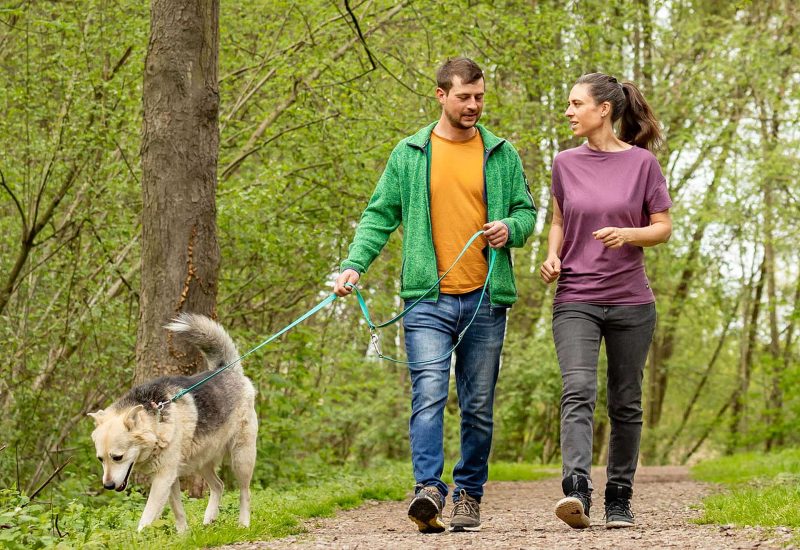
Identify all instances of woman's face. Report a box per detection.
[565,83,610,138]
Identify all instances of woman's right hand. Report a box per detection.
[540,255,561,284]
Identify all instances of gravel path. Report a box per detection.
[224,466,793,549]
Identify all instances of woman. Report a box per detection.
[541,73,672,529]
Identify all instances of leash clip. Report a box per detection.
[369,329,382,358]
[152,400,168,423]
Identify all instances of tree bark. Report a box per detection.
[136,0,220,384]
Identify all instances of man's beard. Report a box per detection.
[445,110,480,130]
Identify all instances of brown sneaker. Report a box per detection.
[449,489,481,532]
[408,485,446,533]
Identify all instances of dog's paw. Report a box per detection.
[203,512,218,525]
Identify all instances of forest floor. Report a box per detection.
[222,466,795,550]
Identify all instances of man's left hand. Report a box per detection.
[483,221,509,248]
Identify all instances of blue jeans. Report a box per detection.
[402,289,507,502]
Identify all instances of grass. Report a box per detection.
[692,448,800,485]
[11,459,556,549]
[489,461,559,482]
[692,448,800,543]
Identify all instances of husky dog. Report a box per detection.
[88,313,257,532]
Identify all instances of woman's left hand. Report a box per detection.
[592,227,629,249]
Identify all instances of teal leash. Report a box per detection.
[347,237,496,365]
[155,292,338,413]
[156,230,493,410]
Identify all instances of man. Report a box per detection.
[334,57,536,533]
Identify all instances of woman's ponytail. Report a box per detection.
[619,82,662,152]
[575,73,663,152]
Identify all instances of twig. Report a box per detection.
[27,457,72,503]
[344,0,376,70]
[0,167,27,231]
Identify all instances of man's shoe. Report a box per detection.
[604,484,635,528]
[449,489,481,532]
[555,475,592,529]
[408,485,446,533]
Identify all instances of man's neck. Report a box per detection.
[433,116,478,142]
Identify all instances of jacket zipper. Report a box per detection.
[483,140,505,307]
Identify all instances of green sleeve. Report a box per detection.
[501,147,537,248]
[340,146,403,274]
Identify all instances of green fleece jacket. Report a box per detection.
[341,122,537,306]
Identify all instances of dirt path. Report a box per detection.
[225,466,792,549]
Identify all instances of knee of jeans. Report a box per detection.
[561,384,596,408]
[460,403,493,426]
[411,372,448,412]
[607,400,643,423]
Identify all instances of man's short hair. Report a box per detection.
[436,57,484,92]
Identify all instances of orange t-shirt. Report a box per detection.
[429,131,488,294]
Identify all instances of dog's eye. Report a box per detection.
[97,456,103,463]
[111,455,123,462]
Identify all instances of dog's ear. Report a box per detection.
[123,404,145,431]
[87,409,106,425]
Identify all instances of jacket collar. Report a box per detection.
[407,122,504,151]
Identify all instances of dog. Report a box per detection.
[88,313,257,532]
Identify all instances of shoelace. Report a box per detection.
[452,497,478,518]
[605,500,633,519]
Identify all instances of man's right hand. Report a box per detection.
[334,269,361,296]
[540,256,561,284]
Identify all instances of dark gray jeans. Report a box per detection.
[552,302,657,493]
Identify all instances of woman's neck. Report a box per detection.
[585,129,632,152]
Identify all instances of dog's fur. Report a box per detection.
[89,313,257,532]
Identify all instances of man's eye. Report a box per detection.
[111,455,123,462]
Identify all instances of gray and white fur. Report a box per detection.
[89,313,258,532]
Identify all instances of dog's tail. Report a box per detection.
[165,313,241,372]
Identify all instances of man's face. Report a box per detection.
[437,76,485,130]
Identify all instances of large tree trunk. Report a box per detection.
[136,0,220,384]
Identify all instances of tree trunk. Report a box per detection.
[727,257,765,453]
[136,0,221,384]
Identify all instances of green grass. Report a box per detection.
[692,448,800,485]
[6,459,557,548]
[699,484,800,528]
[692,448,800,540]
[4,461,412,550]
[489,461,559,482]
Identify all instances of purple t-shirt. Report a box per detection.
[551,144,672,305]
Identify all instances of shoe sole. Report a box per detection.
[408,498,446,534]
[449,524,482,532]
[555,497,590,529]
[605,520,635,528]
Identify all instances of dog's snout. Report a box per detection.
[103,481,116,490]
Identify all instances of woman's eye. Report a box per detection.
[111,455,123,462]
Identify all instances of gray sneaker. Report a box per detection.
[408,485,446,533]
[449,489,481,532]
[604,484,634,528]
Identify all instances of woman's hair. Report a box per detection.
[575,72,663,152]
